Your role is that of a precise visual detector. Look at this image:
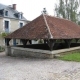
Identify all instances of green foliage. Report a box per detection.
[0,46,5,52]
[71,39,76,43]
[56,39,65,43]
[59,52,80,62]
[54,0,79,23]
[38,39,44,44]
[78,21,80,25]
[1,32,9,37]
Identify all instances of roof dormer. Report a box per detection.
[0,9,4,16]
[2,9,9,17]
[5,10,8,16]
[14,12,23,19]
[19,12,23,19]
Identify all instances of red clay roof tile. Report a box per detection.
[6,14,80,39]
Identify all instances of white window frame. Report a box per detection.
[19,14,23,19]
[3,18,10,32]
[19,21,24,28]
[5,10,8,17]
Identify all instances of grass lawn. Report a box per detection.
[59,53,80,62]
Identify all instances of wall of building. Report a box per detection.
[0,18,6,46]
[0,17,27,46]
[0,17,27,33]
[0,35,5,46]
[0,18,3,33]
[10,19,27,32]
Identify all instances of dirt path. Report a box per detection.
[0,52,80,80]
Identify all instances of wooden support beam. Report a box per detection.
[21,39,28,47]
[44,39,47,44]
[29,40,32,44]
[64,39,72,48]
[5,38,11,46]
[47,39,56,51]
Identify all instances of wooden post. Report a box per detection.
[21,39,28,47]
[44,39,47,44]
[64,39,72,48]
[47,39,56,51]
[6,38,11,46]
[29,40,32,44]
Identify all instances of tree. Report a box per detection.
[54,0,79,23]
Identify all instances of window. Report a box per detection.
[20,14,23,19]
[4,21,9,32]
[5,11,8,16]
[5,21,9,29]
[0,10,3,16]
[20,23,23,28]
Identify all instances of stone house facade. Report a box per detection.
[0,3,28,46]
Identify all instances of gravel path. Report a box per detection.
[0,52,80,80]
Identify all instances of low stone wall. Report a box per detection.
[5,46,80,59]
[5,46,54,59]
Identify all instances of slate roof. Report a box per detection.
[5,14,80,39]
[0,3,27,21]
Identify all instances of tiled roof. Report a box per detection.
[0,3,27,21]
[6,14,80,39]
[46,15,80,39]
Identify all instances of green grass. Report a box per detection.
[59,53,80,62]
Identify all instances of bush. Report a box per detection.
[0,46,5,52]
[1,32,9,37]
[38,39,44,44]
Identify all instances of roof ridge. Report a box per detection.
[42,14,53,39]
[47,15,78,25]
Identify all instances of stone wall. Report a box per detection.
[5,46,80,59]
[0,18,3,33]
[10,19,27,32]
[0,18,27,46]
[5,46,54,59]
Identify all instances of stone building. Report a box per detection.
[0,3,28,46]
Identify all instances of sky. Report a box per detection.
[0,0,58,21]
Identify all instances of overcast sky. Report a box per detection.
[0,0,58,21]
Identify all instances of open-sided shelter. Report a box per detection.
[5,14,80,51]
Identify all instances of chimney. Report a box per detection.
[13,4,16,10]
